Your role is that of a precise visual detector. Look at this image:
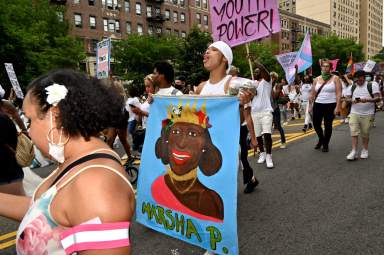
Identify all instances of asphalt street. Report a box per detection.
[1,113,383,255]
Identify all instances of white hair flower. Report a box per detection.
[45,83,68,106]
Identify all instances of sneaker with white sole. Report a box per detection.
[257,152,266,164]
[266,154,274,168]
[360,149,369,159]
[280,143,286,149]
[346,150,357,161]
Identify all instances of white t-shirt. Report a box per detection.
[315,78,337,104]
[140,101,151,129]
[125,97,141,121]
[156,86,183,96]
[282,85,289,95]
[345,81,380,115]
[300,83,312,102]
[251,79,273,113]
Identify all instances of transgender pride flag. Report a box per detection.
[286,32,312,84]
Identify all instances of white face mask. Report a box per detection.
[47,111,65,163]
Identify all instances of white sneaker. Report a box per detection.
[204,251,215,255]
[346,150,357,161]
[257,152,266,164]
[360,149,369,159]
[280,143,286,149]
[283,121,288,126]
[344,118,349,124]
[266,154,274,168]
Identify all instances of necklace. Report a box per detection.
[167,167,198,194]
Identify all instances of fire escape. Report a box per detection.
[146,0,165,36]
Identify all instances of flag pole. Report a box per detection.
[246,43,255,80]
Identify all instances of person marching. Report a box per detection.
[309,59,342,152]
[345,70,381,160]
[300,74,314,132]
[271,72,287,148]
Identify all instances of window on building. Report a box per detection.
[173,0,178,4]
[126,22,132,34]
[108,20,115,32]
[89,16,96,29]
[180,0,185,6]
[195,0,200,8]
[88,0,95,6]
[180,13,185,23]
[102,0,106,7]
[203,0,208,9]
[147,6,152,17]
[148,26,153,35]
[115,20,120,32]
[91,39,98,53]
[107,0,113,9]
[165,10,170,20]
[173,11,178,22]
[136,3,141,15]
[196,13,201,24]
[155,7,161,16]
[174,29,179,36]
[156,27,162,34]
[74,14,82,27]
[125,1,130,12]
[103,18,108,31]
[181,31,186,38]
[203,15,208,25]
[137,24,143,35]
[57,12,64,22]
[74,0,80,4]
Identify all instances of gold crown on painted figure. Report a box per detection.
[162,100,212,129]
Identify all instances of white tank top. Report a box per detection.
[200,75,232,96]
[315,77,337,104]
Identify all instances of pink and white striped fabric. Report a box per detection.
[60,222,130,254]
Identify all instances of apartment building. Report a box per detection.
[52,0,210,74]
[295,0,383,59]
[276,10,331,53]
[279,0,296,13]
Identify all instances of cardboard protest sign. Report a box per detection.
[136,96,240,255]
[276,52,298,72]
[363,60,376,72]
[4,63,24,99]
[96,38,111,79]
[209,0,281,47]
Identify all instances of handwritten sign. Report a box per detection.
[276,52,298,72]
[96,38,111,79]
[209,0,281,47]
[363,60,376,73]
[4,63,24,99]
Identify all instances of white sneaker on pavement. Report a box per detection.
[266,154,274,168]
[346,150,357,161]
[360,149,369,159]
[280,143,286,149]
[257,152,266,164]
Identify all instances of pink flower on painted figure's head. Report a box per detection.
[17,215,53,255]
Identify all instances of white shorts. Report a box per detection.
[251,111,273,137]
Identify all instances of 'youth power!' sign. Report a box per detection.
[209,0,281,47]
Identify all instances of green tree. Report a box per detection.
[177,26,212,86]
[310,34,364,75]
[112,34,182,90]
[373,48,384,63]
[0,0,85,91]
[232,42,284,80]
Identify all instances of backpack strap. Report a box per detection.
[49,153,121,188]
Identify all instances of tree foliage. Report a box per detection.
[373,48,384,63]
[0,0,85,92]
[112,34,182,88]
[310,34,364,75]
[176,26,212,86]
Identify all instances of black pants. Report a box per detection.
[272,107,286,143]
[240,125,253,184]
[313,102,336,147]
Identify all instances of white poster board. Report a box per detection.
[4,63,24,99]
